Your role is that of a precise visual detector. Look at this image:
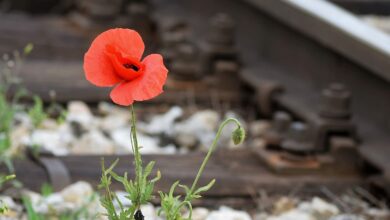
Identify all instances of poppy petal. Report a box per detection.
[110,54,168,106]
[111,28,145,60]
[84,28,145,86]
[104,44,145,81]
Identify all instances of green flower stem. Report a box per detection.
[187,118,242,198]
[130,105,142,209]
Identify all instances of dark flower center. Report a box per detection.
[123,63,140,71]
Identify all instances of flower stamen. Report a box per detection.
[123,63,140,71]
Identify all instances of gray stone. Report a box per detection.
[71,130,115,155]
[206,206,251,220]
[28,128,71,156]
[173,110,220,150]
[139,106,183,135]
[249,120,271,138]
[66,101,96,130]
[266,210,315,220]
[330,214,365,220]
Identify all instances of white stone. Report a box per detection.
[44,194,70,212]
[33,193,72,214]
[141,204,157,220]
[298,197,339,219]
[311,197,339,215]
[266,210,315,220]
[159,144,177,154]
[173,110,220,150]
[367,208,390,220]
[206,206,252,220]
[24,182,105,218]
[98,102,128,116]
[273,197,296,214]
[330,214,365,220]
[190,207,210,220]
[14,112,32,129]
[22,190,41,207]
[60,181,94,206]
[139,106,183,135]
[27,129,70,155]
[249,120,270,137]
[110,126,132,153]
[253,213,269,220]
[71,130,115,155]
[111,127,171,154]
[87,197,107,220]
[40,118,60,130]
[113,191,132,209]
[138,133,167,154]
[22,122,74,156]
[0,196,22,212]
[174,132,198,150]
[8,125,30,156]
[99,114,129,131]
[66,101,95,129]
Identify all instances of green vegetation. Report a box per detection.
[0,44,34,171]
[99,109,245,220]
[157,118,244,220]
[23,192,100,220]
[28,95,47,128]
[0,174,15,214]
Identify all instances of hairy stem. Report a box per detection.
[130,105,142,209]
[187,118,242,199]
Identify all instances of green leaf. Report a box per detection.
[109,170,125,183]
[194,179,216,195]
[144,161,155,178]
[40,183,53,197]
[24,43,34,55]
[0,134,11,154]
[0,94,14,134]
[178,184,190,194]
[22,196,44,220]
[104,159,119,175]
[28,95,47,128]
[169,181,180,197]
[12,87,28,103]
[151,170,161,183]
[0,202,8,214]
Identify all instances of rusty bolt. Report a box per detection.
[281,122,315,155]
[319,83,351,119]
[126,2,149,16]
[77,0,122,18]
[263,111,291,147]
[215,60,239,73]
[273,111,292,133]
[176,43,199,61]
[170,42,202,80]
[214,61,240,89]
[208,13,235,46]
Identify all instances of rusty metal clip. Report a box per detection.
[27,148,71,191]
[255,80,284,117]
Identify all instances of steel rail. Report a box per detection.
[243,0,390,83]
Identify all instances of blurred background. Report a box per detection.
[0,0,390,219]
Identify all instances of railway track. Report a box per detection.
[2,149,364,208]
[0,0,390,207]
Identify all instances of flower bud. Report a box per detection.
[232,126,245,145]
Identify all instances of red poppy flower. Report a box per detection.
[84,28,168,106]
